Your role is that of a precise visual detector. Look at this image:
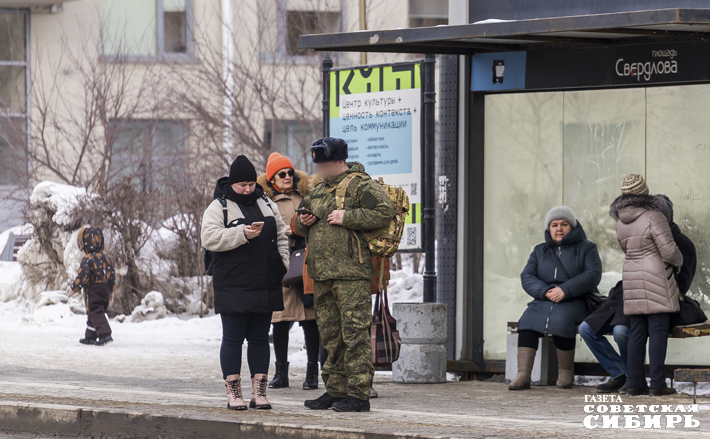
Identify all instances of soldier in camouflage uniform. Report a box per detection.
[297,137,394,413]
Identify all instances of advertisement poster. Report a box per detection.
[328,62,422,251]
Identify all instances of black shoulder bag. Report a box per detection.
[552,248,607,313]
[203,196,228,276]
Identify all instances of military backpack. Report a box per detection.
[334,173,410,259]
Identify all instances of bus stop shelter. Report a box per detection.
[300,8,710,376]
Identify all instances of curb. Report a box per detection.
[0,400,456,439]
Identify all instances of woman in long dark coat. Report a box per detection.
[509,206,602,390]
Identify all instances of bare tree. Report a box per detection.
[0,0,409,314]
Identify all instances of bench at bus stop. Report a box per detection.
[505,320,710,398]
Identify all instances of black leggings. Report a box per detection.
[220,312,272,379]
[518,329,576,351]
[272,320,320,363]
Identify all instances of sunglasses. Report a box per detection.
[277,170,294,179]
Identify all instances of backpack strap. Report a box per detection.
[334,173,360,209]
[217,196,228,227]
[373,257,386,293]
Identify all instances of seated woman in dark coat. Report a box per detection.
[509,206,602,391]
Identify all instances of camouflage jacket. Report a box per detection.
[295,162,394,281]
[71,226,116,293]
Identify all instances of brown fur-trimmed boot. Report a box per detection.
[250,374,272,410]
[556,348,575,389]
[225,374,247,411]
[508,347,536,390]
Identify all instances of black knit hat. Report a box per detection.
[228,155,257,185]
[311,137,348,163]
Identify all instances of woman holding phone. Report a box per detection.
[257,153,321,391]
[201,155,290,411]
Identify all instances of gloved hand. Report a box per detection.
[66,286,76,298]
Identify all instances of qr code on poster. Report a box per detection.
[410,183,418,196]
[406,226,417,247]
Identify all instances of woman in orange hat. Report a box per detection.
[258,153,321,391]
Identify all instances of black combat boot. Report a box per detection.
[596,375,627,393]
[268,362,289,388]
[79,338,95,345]
[304,392,343,410]
[303,362,319,390]
[95,335,113,346]
[332,395,370,412]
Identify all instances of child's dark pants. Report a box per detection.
[85,283,112,338]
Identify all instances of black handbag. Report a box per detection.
[282,247,306,288]
[672,293,708,327]
[203,196,228,276]
[552,248,607,313]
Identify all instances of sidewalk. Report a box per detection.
[2,367,710,439]
[1,310,709,438]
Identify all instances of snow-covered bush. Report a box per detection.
[12,181,212,317]
[130,291,167,322]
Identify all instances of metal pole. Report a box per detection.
[359,0,367,65]
[322,54,332,137]
[422,54,437,303]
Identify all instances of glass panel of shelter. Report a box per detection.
[483,84,710,363]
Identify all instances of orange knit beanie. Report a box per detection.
[266,152,294,181]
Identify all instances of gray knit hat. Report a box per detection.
[545,206,577,230]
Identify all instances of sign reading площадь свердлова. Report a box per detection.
[328,62,422,251]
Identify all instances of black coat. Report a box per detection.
[211,178,287,315]
[519,222,603,338]
[585,281,630,332]
[671,223,696,295]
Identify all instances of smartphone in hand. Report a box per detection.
[250,221,265,230]
[296,208,319,220]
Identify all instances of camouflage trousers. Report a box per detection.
[314,279,373,401]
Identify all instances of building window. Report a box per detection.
[264,120,318,172]
[100,0,193,60]
[0,10,29,187]
[284,10,341,57]
[109,120,188,193]
[408,0,448,28]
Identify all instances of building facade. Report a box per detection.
[0,0,445,231]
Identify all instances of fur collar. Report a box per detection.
[609,194,672,222]
[257,169,317,199]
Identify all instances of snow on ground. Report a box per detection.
[0,267,424,382]
[0,299,224,380]
[9,264,705,396]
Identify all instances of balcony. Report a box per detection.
[0,0,79,12]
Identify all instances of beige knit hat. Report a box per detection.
[621,174,649,195]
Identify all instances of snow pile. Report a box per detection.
[21,301,78,326]
[387,271,423,304]
[17,183,80,305]
[130,291,167,322]
[34,290,69,310]
[0,261,23,302]
[29,181,88,227]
